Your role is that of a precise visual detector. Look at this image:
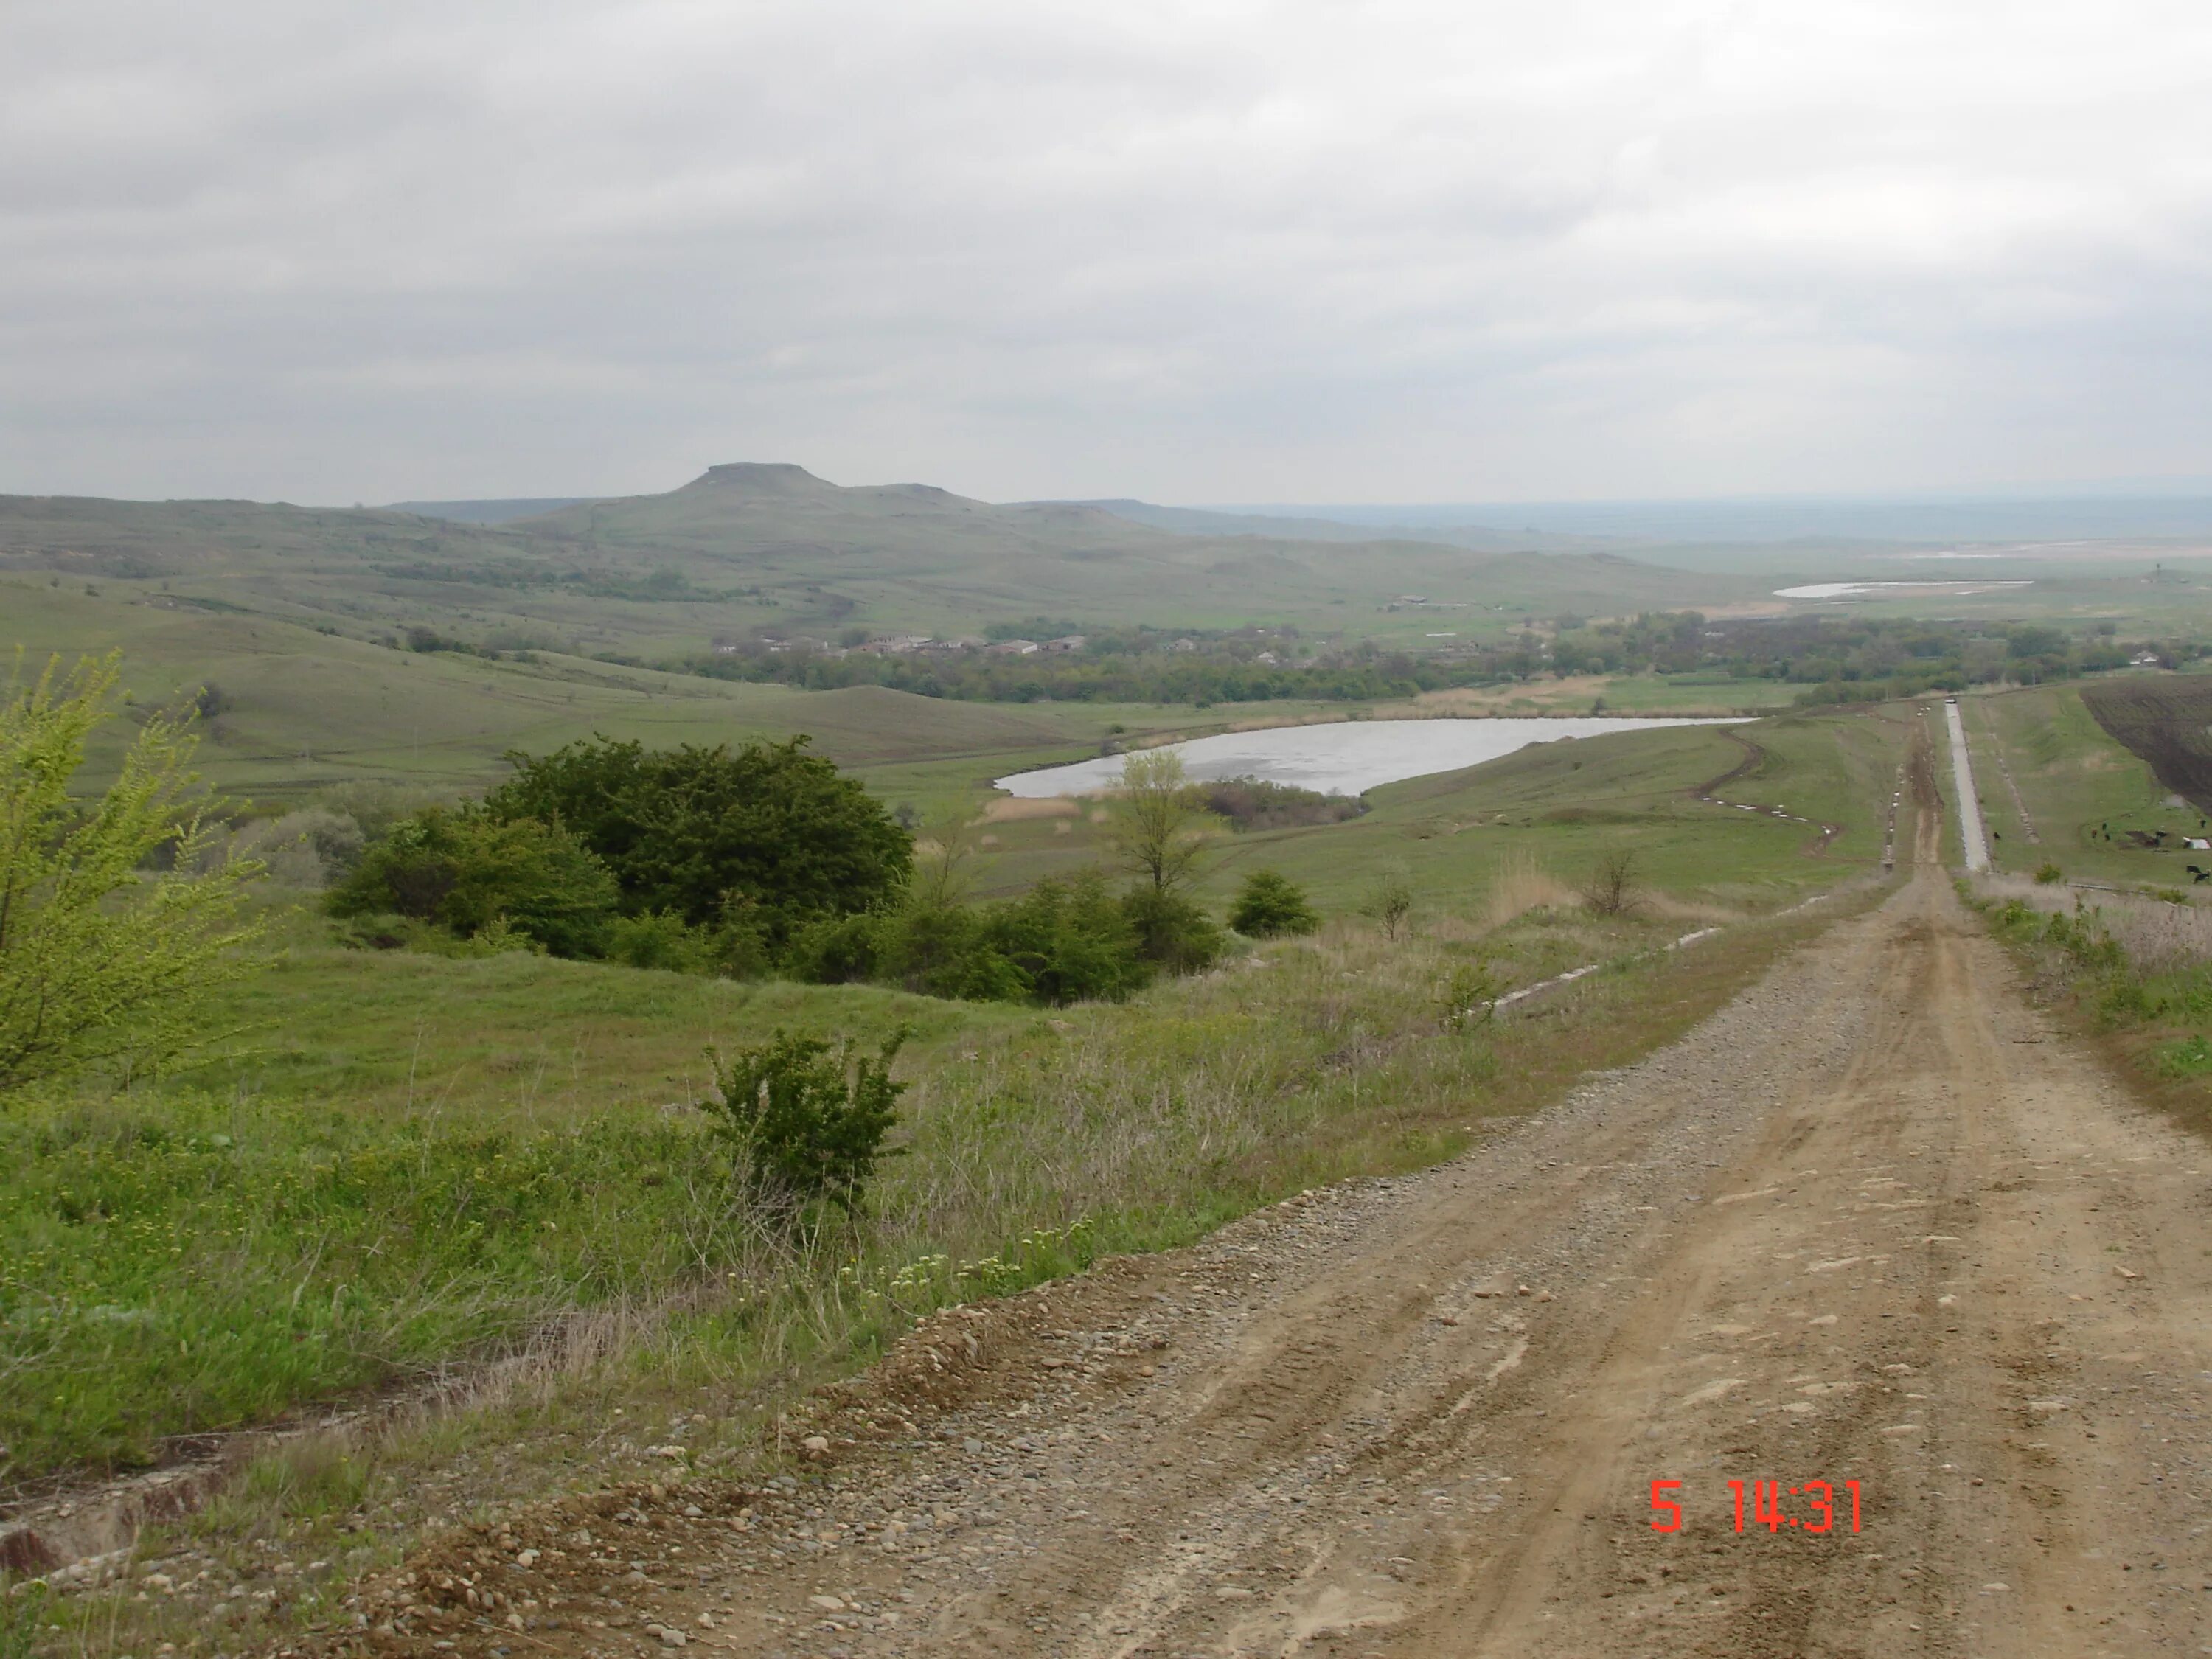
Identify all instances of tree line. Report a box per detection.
[655,613,2193,709]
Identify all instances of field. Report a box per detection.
[2080,675,2212,815]
[1952,681,2205,887]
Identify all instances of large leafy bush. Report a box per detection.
[483,735,911,941]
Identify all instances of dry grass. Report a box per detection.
[975,796,1081,824]
[1483,851,1578,928]
[1978,874,2212,975]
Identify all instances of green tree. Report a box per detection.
[701,1029,908,1217]
[1228,868,1320,937]
[1107,749,1215,894]
[327,806,619,958]
[0,654,261,1093]
[484,735,911,942]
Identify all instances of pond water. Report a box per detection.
[995,716,1744,799]
[1774,579,2035,599]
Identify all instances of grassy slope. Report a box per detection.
[1,580,1353,807]
[21,889,1888,1659]
[972,709,1902,912]
[0,703,1905,1492]
[1,470,1750,659]
[1961,683,2192,886]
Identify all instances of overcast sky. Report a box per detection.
[6,0,2211,506]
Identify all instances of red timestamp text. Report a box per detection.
[1649,1478,1862,1534]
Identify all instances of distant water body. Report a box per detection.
[1773,579,2035,599]
[996,717,1742,799]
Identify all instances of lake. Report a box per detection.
[1774,579,2034,599]
[995,716,1744,799]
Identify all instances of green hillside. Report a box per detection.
[0,466,1748,663]
[0,580,1359,807]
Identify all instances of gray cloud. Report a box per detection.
[5,0,2210,503]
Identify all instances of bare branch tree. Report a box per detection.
[1363,858,1416,941]
[1579,849,1644,917]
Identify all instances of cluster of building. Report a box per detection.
[712,633,1093,658]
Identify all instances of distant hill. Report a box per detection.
[386,498,605,524]
[0,465,1743,664]
[505,464,1730,628]
[1061,498,1585,552]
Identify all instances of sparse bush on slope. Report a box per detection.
[0,653,262,1094]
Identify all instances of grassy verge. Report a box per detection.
[1971,877,2212,1135]
[7,881,1885,1657]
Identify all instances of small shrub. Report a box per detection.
[1229,869,1321,937]
[1362,859,1416,941]
[2034,861,2064,885]
[701,1029,908,1217]
[1122,886,1227,973]
[2096,974,2157,1026]
[782,911,888,985]
[1438,959,1500,1032]
[1200,777,1364,832]
[984,870,1152,1003]
[0,1579,47,1659]
[326,806,618,958]
[1579,849,1645,917]
[605,908,717,973]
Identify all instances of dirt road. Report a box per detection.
[403,813,2212,1658]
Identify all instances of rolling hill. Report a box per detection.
[0,465,1745,661]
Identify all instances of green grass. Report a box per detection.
[0,581,1354,809]
[181,942,1027,1126]
[0,897,1821,1484]
[1960,683,2185,886]
[0,699,1905,1489]
[0,476,1759,663]
[967,707,1905,913]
